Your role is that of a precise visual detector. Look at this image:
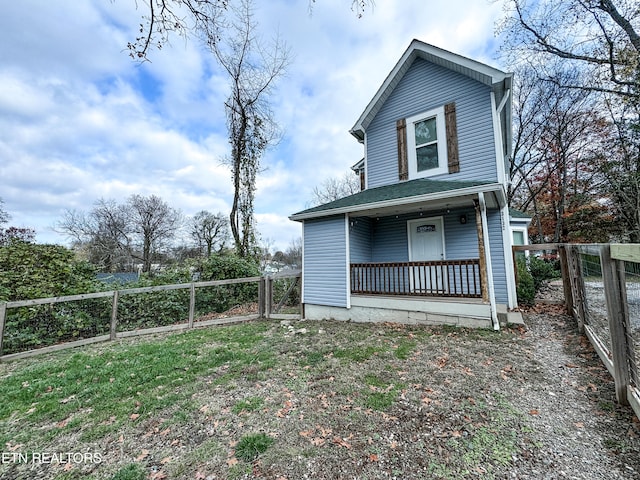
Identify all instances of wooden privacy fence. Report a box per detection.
[515,243,640,421]
[0,270,301,361]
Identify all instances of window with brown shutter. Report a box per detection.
[400,103,460,180]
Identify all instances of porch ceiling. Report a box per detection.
[353,191,491,218]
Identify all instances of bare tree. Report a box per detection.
[0,199,9,227]
[509,66,613,242]
[310,171,360,206]
[500,0,640,98]
[127,194,183,273]
[190,210,229,256]
[57,199,132,271]
[126,0,375,60]
[599,100,640,242]
[208,0,289,258]
[501,0,640,241]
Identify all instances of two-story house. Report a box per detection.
[290,40,525,329]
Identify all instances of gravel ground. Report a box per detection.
[513,308,640,479]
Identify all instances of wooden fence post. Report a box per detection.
[0,302,6,357]
[567,246,586,333]
[258,277,265,318]
[600,245,631,405]
[110,291,118,341]
[189,283,196,328]
[558,244,574,316]
[266,277,273,319]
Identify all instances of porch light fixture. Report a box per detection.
[459,214,467,224]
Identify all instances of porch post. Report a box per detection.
[474,199,489,303]
[477,193,499,330]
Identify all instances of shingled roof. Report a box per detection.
[290,177,500,221]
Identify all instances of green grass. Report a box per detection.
[0,319,543,480]
[232,396,265,414]
[235,433,274,462]
[0,322,273,445]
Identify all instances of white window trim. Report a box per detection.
[406,106,448,179]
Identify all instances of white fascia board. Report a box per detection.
[491,91,507,186]
[289,183,504,221]
[350,40,511,140]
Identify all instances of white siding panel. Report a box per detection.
[303,216,348,307]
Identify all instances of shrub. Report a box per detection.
[0,240,98,301]
[528,255,561,292]
[516,258,535,306]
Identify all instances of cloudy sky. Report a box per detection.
[0,0,508,253]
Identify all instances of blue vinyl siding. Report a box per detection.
[349,209,482,297]
[369,208,478,263]
[366,58,497,189]
[349,217,372,263]
[303,215,348,307]
[486,209,508,304]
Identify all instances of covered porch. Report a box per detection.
[291,178,518,328]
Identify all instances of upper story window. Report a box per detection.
[406,107,448,179]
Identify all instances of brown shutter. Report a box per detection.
[396,118,408,181]
[445,102,460,174]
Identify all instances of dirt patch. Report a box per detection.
[1,311,639,479]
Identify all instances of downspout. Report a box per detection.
[479,192,499,330]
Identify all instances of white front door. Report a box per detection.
[407,217,446,292]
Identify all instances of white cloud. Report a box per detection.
[0,0,506,250]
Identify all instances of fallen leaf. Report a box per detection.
[311,437,326,446]
[199,405,210,414]
[63,462,74,472]
[129,413,140,421]
[529,409,539,415]
[436,355,448,368]
[450,430,462,438]
[227,457,238,467]
[195,473,206,480]
[574,422,584,428]
[332,436,352,449]
[150,471,167,480]
[160,457,172,464]
[135,449,150,461]
[369,453,379,462]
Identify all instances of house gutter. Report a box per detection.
[478,192,499,331]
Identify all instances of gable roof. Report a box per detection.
[350,39,512,142]
[290,177,504,221]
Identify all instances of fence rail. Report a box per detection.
[350,259,481,298]
[0,270,301,361]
